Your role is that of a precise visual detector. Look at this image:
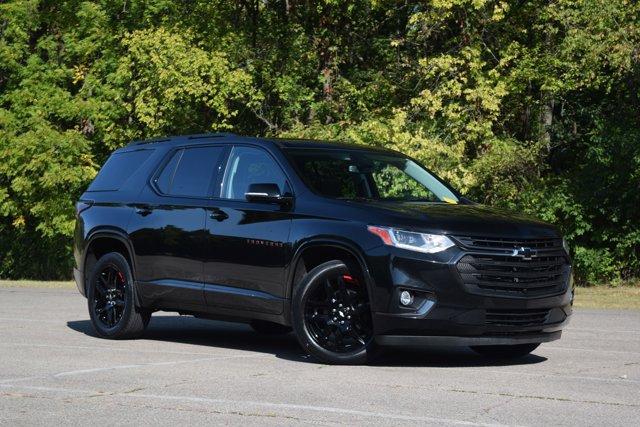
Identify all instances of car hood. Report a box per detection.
[353,201,559,238]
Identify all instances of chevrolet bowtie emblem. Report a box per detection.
[512,247,537,260]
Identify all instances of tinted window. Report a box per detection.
[155,146,225,197]
[221,146,288,200]
[293,156,358,199]
[88,150,153,191]
[288,149,459,203]
[155,150,181,194]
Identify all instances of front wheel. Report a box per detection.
[87,252,150,339]
[470,343,540,359]
[292,260,375,364]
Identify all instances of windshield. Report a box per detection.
[286,149,459,203]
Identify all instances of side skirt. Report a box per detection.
[136,279,289,325]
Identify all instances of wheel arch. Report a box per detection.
[287,239,375,302]
[83,229,137,296]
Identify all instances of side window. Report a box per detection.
[221,146,288,200]
[293,157,358,199]
[155,150,181,194]
[154,146,225,198]
[88,149,153,192]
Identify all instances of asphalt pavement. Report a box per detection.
[1,286,639,426]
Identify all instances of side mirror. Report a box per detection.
[245,183,293,206]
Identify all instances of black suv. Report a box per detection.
[74,133,573,364]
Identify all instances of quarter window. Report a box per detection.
[88,149,152,192]
[155,150,181,194]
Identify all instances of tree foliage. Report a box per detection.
[0,0,638,283]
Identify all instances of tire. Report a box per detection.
[292,260,375,365]
[470,343,540,359]
[250,320,292,335]
[87,252,150,339]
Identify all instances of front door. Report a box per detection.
[128,145,226,309]
[203,145,293,314]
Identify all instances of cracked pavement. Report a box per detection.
[1,287,639,426]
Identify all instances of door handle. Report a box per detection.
[135,205,153,216]
[209,209,228,221]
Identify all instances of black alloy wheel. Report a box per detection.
[87,252,150,339]
[93,264,127,328]
[304,272,372,352]
[292,260,375,364]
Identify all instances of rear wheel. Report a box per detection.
[471,343,540,359]
[292,260,374,364]
[87,252,150,339]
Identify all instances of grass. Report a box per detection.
[0,280,639,309]
[573,286,640,310]
[0,280,75,289]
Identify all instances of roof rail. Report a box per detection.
[187,132,236,140]
[128,136,171,146]
[128,132,236,146]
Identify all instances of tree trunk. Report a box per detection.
[539,95,554,148]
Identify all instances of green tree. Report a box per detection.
[0,0,638,283]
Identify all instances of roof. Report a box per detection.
[124,132,397,154]
[269,137,396,153]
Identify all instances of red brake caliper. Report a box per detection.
[341,274,358,285]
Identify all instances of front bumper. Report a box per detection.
[376,330,562,347]
[366,243,574,344]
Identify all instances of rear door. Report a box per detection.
[202,145,293,314]
[128,145,227,309]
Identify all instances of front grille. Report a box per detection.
[453,236,570,297]
[486,309,550,327]
[453,235,563,251]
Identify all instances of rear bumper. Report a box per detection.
[376,330,562,347]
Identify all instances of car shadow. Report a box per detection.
[67,315,547,367]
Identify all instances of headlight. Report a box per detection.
[562,238,570,254]
[367,226,455,254]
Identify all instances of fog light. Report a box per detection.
[399,290,414,306]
